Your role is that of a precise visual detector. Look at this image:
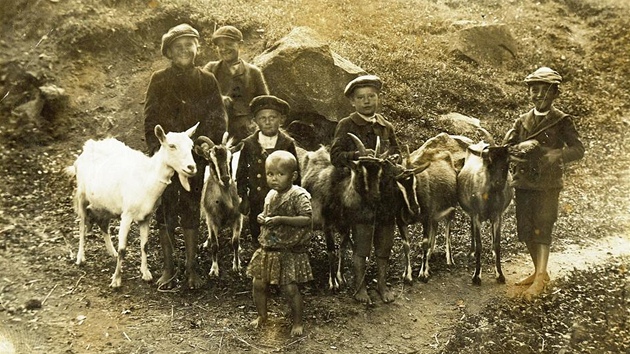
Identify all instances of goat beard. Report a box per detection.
[178,173,191,192]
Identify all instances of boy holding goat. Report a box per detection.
[330,75,401,305]
[503,67,584,301]
[144,23,227,290]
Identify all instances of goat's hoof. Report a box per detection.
[418,274,429,283]
[142,272,153,282]
[472,277,482,286]
[497,274,506,284]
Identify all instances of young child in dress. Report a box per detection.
[503,67,584,301]
[247,150,313,337]
[236,95,300,245]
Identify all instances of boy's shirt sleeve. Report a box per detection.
[559,117,585,164]
[143,72,162,154]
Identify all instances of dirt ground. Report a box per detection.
[1,0,629,353]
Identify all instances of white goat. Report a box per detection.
[195,133,242,277]
[66,123,199,288]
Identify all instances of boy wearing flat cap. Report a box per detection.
[330,75,401,305]
[503,66,584,301]
[144,23,227,290]
[237,95,301,245]
[203,25,269,143]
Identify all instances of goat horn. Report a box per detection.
[375,136,381,157]
[196,136,215,149]
[347,133,367,156]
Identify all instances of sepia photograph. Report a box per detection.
[0,0,628,352]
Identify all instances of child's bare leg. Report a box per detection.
[376,256,394,303]
[517,241,546,285]
[523,244,550,301]
[250,278,268,328]
[352,254,371,304]
[281,283,304,336]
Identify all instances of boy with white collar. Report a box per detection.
[330,75,401,305]
[504,66,584,301]
[236,95,301,245]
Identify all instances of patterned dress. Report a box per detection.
[247,185,314,285]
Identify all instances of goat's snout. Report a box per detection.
[186,164,197,176]
[220,174,230,186]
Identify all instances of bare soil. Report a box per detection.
[1,0,629,353]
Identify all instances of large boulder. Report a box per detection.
[436,112,495,144]
[450,23,517,66]
[253,27,365,147]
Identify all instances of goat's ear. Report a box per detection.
[193,144,206,157]
[155,124,167,143]
[186,122,200,137]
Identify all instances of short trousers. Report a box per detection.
[155,162,205,232]
[514,188,561,245]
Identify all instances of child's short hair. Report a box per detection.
[266,150,298,173]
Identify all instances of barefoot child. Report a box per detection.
[247,150,313,336]
[503,67,584,301]
[330,75,401,305]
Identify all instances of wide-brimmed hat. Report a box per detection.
[524,67,562,85]
[250,95,291,116]
[212,25,243,44]
[344,75,383,97]
[161,23,199,58]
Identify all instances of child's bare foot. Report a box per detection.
[377,284,395,303]
[516,272,550,286]
[354,286,373,305]
[290,323,304,337]
[249,316,266,329]
[522,275,548,301]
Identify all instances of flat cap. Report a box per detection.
[212,25,243,43]
[250,95,291,116]
[344,75,383,97]
[524,67,562,85]
[161,23,199,57]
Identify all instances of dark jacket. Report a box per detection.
[330,112,400,168]
[236,130,300,206]
[503,106,584,190]
[144,65,227,153]
[202,59,269,117]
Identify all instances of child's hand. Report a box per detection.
[257,213,266,225]
[264,216,280,226]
